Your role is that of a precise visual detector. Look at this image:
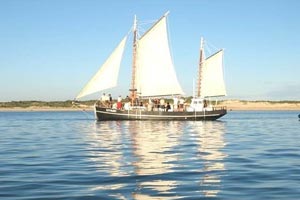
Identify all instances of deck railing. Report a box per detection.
[212,106,227,111]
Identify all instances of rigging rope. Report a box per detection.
[72,101,94,119]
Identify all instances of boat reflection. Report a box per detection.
[83,120,226,199]
[90,122,126,175]
[129,121,182,199]
[191,121,227,197]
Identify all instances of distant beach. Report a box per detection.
[219,100,300,111]
[0,100,299,111]
[0,107,92,112]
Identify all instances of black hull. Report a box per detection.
[94,106,227,121]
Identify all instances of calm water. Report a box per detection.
[0,111,299,199]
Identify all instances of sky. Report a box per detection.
[1,0,300,101]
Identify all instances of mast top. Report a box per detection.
[133,15,137,32]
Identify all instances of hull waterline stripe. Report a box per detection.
[96,110,223,118]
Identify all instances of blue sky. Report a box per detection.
[1,0,300,101]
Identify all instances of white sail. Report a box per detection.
[76,36,127,99]
[200,50,226,98]
[135,15,183,97]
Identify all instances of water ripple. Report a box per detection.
[0,111,299,199]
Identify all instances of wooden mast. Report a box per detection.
[130,15,138,104]
[197,37,204,97]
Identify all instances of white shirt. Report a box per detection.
[117,96,122,102]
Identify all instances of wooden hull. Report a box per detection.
[94,106,227,121]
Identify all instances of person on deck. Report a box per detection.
[179,97,185,111]
[160,98,165,110]
[108,94,112,108]
[204,99,207,108]
[101,93,106,102]
[117,95,122,109]
[148,98,154,111]
[166,102,171,112]
[173,96,178,111]
[99,93,107,107]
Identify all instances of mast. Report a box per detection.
[197,37,204,97]
[130,15,138,104]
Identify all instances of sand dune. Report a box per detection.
[0,100,299,111]
[218,100,300,111]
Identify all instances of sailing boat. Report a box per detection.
[75,12,227,120]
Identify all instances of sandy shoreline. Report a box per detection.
[0,107,94,112]
[219,100,300,111]
[0,101,299,111]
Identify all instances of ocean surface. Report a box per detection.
[0,111,299,199]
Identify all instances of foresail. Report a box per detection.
[135,14,183,97]
[200,50,227,98]
[76,36,127,99]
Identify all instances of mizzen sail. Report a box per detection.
[135,14,183,97]
[76,36,127,99]
[200,50,227,98]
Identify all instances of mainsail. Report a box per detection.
[200,50,227,98]
[135,14,184,97]
[76,36,127,99]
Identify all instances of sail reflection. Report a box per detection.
[130,121,182,199]
[81,120,227,199]
[130,121,180,175]
[190,121,227,197]
[87,121,127,176]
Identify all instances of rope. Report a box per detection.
[72,101,94,119]
[80,108,94,119]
